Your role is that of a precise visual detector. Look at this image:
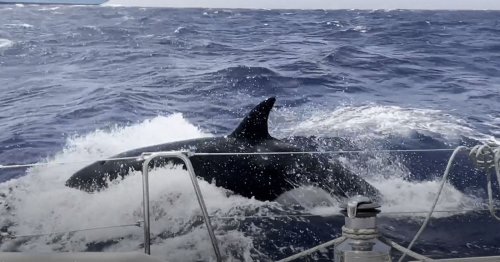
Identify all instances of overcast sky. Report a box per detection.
[106,0,500,10]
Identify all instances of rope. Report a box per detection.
[0,221,143,239]
[380,236,434,261]
[274,224,377,261]
[0,148,458,170]
[489,148,500,220]
[396,143,500,262]
[341,226,378,240]
[469,144,497,170]
[398,146,467,262]
[275,236,346,262]
[470,143,500,221]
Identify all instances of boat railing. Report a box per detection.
[139,151,222,261]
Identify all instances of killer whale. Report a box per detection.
[66,97,380,201]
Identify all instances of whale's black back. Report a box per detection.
[65,97,380,201]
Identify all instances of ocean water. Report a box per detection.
[0,5,500,261]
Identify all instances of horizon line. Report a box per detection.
[101,4,499,11]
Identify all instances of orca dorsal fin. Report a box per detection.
[230,97,276,140]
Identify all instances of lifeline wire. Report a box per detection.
[0,221,143,239]
[0,148,458,170]
[0,156,139,169]
[191,148,457,156]
[209,208,495,221]
[1,208,490,241]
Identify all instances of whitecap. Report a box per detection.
[326,21,342,27]
[174,26,184,34]
[0,38,13,49]
[4,23,34,29]
[38,6,60,11]
[370,177,482,218]
[353,25,367,33]
[272,104,485,141]
[102,3,123,7]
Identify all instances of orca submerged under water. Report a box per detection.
[66,97,380,201]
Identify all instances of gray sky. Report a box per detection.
[106,0,500,10]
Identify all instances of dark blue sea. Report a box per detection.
[0,5,499,261]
